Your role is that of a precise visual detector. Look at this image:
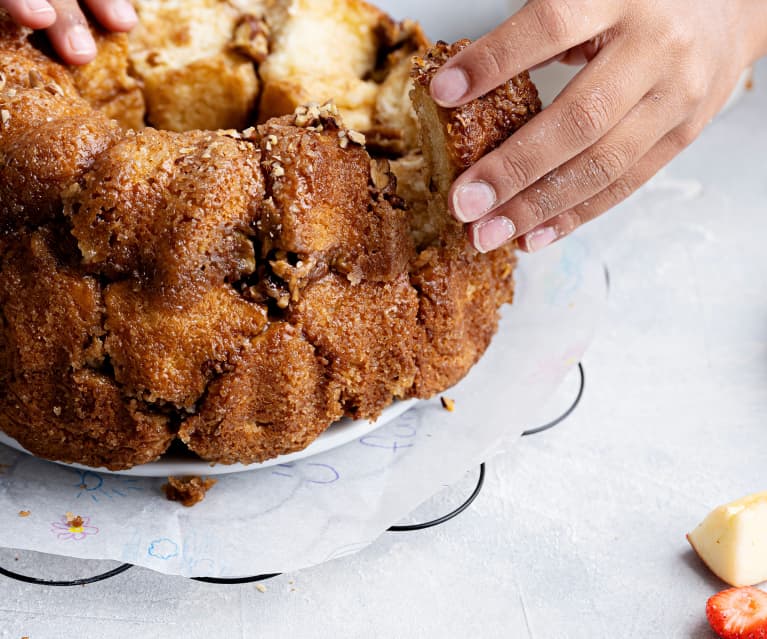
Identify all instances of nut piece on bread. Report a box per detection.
[688,491,767,587]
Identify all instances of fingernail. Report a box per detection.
[453,181,496,222]
[111,1,138,25]
[25,0,53,14]
[521,226,559,253]
[431,67,470,105]
[472,216,516,253]
[67,25,96,56]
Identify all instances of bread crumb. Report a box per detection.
[163,476,217,507]
[440,396,456,412]
[18,510,30,517]
[1,109,10,127]
[255,584,267,593]
[65,513,84,527]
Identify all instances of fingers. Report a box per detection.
[451,41,658,226]
[516,127,694,253]
[430,0,621,106]
[0,0,56,29]
[83,0,137,32]
[45,0,95,64]
[488,94,678,243]
[32,0,137,65]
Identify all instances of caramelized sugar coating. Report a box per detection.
[411,39,541,171]
[290,272,419,418]
[0,7,541,469]
[178,322,343,464]
[104,282,268,409]
[163,476,218,507]
[409,241,518,396]
[0,231,174,470]
[410,39,542,244]
[67,129,263,298]
[257,106,412,285]
[0,41,121,228]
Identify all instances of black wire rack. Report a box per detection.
[0,363,585,587]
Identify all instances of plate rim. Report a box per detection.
[0,399,418,477]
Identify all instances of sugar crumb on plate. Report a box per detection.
[163,476,217,507]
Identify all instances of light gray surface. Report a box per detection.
[2,7,767,639]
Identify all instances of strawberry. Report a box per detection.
[707,587,767,639]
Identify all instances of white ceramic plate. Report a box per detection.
[0,399,418,477]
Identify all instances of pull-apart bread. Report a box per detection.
[0,1,541,469]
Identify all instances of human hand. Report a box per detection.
[0,0,137,64]
[430,0,767,253]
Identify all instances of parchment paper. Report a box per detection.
[0,235,606,577]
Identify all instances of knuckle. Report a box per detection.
[521,188,557,223]
[586,143,631,186]
[532,0,572,45]
[653,21,695,57]
[605,174,637,204]
[496,150,537,190]
[668,23,697,55]
[670,122,701,149]
[473,37,511,79]
[683,72,709,105]
[556,209,584,235]
[561,89,614,146]
[53,3,86,27]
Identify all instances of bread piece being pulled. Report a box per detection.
[409,39,542,246]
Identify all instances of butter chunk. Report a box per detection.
[688,491,767,587]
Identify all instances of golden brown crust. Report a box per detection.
[0,231,174,470]
[0,25,122,229]
[178,322,343,464]
[104,282,268,409]
[256,106,413,285]
[163,476,218,507]
[409,242,517,396]
[0,5,542,470]
[67,129,263,298]
[70,29,145,130]
[290,272,418,418]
